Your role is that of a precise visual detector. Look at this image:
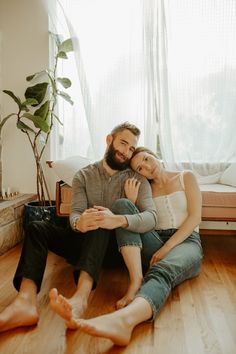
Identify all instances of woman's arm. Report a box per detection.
[150,171,202,265]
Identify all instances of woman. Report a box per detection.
[65,147,204,346]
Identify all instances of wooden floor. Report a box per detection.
[0,234,235,354]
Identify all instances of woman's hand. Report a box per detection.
[150,244,172,266]
[124,178,141,204]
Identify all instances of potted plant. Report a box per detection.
[0,33,73,225]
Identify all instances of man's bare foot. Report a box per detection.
[116,279,142,310]
[0,296,39,332]
[49,288,87,329]
[76,312,133,346]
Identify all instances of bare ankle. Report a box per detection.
[129,276,143,291]
[17,292,37,307]
[131,274,143,284]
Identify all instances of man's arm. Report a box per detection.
[70,169,114,233]
[69,171,89,231]
[70,165,127,233]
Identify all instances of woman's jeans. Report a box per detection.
[113,199,203,320]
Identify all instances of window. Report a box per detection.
[50,0,236,169]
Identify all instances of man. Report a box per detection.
[0,122,157,332]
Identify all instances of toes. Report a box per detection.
[49,288,58,301]
[116,299,126,310]
[58,295,65,305]
[77,320,93,331]
[58,295,72,311]
[116,296,133,310]
[66,318,81,330]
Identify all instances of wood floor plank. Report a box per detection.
[153,291,186,354]
[177,280,205,354]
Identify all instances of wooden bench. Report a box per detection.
[55,180,236,235]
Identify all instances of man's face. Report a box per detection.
[105,129,138,171]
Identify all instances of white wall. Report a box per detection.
[0,0,54,196]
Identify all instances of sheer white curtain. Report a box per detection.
[46,0,236,175]
[44,0,93,160]
[46,0,157,161]
[146,0,236,178]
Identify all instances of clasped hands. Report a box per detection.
[76,206,123,233]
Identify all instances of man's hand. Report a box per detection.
[75,206,128,232]
[75,208,103,233]
[93,206,128,229]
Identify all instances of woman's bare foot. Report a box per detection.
[77,312,133,346]
[49,288,87,329]
[0,296,39,332]
[116,279,142,310]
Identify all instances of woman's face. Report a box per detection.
[131,151,161,179]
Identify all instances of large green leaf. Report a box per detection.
[58,91,73,105]
[20,98,38,113]
[49,32,63,47]
[22,98,39,106]
[21,106,29,112]
[58,38,73,53]
[34,101,50,121]
[3,90,21,109]
[25,83,49,106]
[26,74,37,82]
[22,113,50,133]
[57,77,71,88]
[57,51,68,59]
[26,70,47,82]
[52,112,63,125]
[46,73,57,94]
[17,120,36,133]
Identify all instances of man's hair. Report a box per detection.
[110,122,141,138]
[131,146,159,160]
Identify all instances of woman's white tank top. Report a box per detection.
[153,172,198,231]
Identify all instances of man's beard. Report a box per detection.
[105,142,130,171]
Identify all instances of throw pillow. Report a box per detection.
[51,155,91,186]
[219,163,236,187]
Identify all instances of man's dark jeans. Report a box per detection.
[13,221,121,293]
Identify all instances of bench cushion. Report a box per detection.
[200,184,236,221]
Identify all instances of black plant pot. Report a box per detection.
[23,201,66,229]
